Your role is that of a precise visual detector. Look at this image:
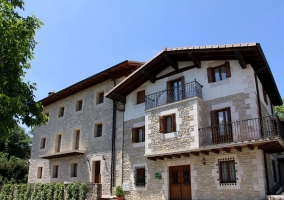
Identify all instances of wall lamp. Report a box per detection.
[202,158,206,165]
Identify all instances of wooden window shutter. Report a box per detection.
[263,90,268,104]
[166,80,171,90]
[210,111,218,126]
[171,113,176,132]
[159,116,165,133]
[142,126,145,142]
[207,67,213,83]
[211,111,218,144]
[225,62,231,78]
[226,107,232,123]
[225,107,232,139]
[132,128,136,143]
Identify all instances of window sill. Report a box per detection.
[94,102,105,108]
[161,132,178,140]
[210,78,230,88]
[92,136,103,141]
[134,185,147,191]
[74,110,83,114]
[133,142,145,148]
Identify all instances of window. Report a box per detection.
[52,165,59,178]
[211,108,232,143]
[75,100,83,111]
[137,90,145,104]
[55,134,62,152]
[94,123,103,137]
[263,90,268,104]
[219,160,236,183]
[70,163,78,177]
[207,62,231,83]
[167,77,185,102]
[97,92,104,104]
[40,137,46,149]
[74,130,80,150]
[45,112,49,122]
[132,126,145,143]
[272,160,277,182]
[159,114,176,133]
[135,167,146,187]
[58,106,64,118]
[37,167,43,179]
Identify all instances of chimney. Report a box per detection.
[48,91,55,96]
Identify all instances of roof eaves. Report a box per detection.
[40,60,143,106]
[105,50,165,98]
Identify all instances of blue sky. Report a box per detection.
[22,0,284,102]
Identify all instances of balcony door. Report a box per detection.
[211,108,233,144]
[167,77,185,103]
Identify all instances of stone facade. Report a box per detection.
[28,79,121,195]
[146,99,197,154]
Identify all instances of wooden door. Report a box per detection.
[94,161,101,183]
[169,165,191,200]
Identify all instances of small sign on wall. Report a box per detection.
[155,172,162,179]
[122,182,130,191]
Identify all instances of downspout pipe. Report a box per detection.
[110,79,117,195]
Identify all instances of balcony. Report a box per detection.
[199,115,284,153]
[145,80,203,110]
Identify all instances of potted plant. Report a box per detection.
[115,185,124,200]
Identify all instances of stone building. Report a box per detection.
[29,43,284,200]
[106,43,284,200]
[28,60,144,195]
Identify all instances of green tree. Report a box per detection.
[0,126,31,183]
[0,126,32,159]
[275,98,284,119]
[0,0,47,138]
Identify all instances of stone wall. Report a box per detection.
[202,92,251,128]
[122,147,267,200]
[145,98,199,154]
[28,78,122,196]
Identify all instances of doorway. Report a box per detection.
[169,165,191,200]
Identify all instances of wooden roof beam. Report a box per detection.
[201,150,209,155]
[223,148,230,153]
[181,153,190,157]
[141,69,156,83]
[247,144,254,150]
[211,149,220,154]
[235,50,247,69]
[235,146,242,152]
[172,154,181,158]
[191,152,199,156]
[188,52,201,68]
[164,155,172,159]
[164,54,178,71]
[111,93,126,104]
[156,156,164,160]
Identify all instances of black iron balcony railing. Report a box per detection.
[199,115,284,146]
[145,80,203,110]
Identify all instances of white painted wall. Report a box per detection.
[256,75,273,115]
[124,60,261,121]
